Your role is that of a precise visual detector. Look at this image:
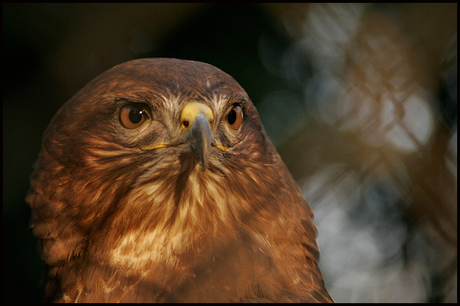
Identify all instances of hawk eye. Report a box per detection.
[226,104,243,130]
[119,103,150,129]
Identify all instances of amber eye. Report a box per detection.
[226,104,243,130]
[119,103,150,129]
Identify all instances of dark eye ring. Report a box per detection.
[226,104,243,130]
[119,103,151,129]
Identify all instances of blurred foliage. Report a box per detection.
[3,3,456,302]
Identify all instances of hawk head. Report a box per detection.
[26,58,332,302]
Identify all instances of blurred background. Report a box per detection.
[3,3,457,302]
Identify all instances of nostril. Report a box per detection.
[182,120,189,128]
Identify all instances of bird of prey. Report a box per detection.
[26,58,333,303]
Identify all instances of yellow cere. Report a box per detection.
[180,102,214,130]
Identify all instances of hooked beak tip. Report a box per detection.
[186,113,212,171]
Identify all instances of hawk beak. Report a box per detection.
[181,102,214,171]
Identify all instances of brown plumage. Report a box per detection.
[26,58,333,303]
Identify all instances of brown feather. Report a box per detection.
[26,58,333,302]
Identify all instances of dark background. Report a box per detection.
[3,3,457,302]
